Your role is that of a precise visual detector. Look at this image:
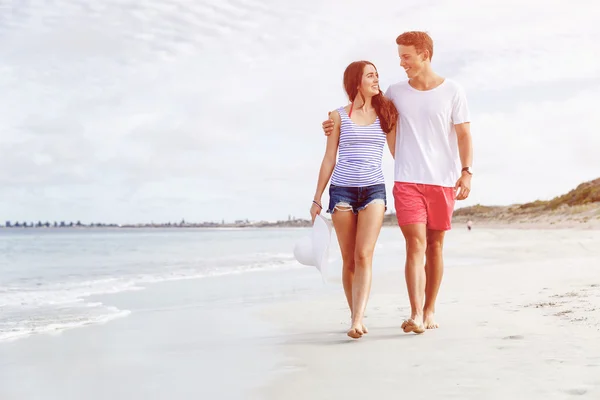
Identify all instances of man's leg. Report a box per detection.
[400,224,427,333]
[422,184,455,329]
[393,182,428,334]
[424,229,445,329]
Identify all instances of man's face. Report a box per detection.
[398,45,427,79]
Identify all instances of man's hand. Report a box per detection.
[454,122,473,200]
[455,173,472,200]
[322,112,334,136]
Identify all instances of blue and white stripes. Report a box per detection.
[330,107,386,187]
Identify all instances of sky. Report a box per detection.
[0,0,599,224]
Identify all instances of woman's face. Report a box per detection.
[359,64,380,97]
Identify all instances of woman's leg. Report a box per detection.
[349,201,385,338]
[331,204,358,320]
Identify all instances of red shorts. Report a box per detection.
[393,182,456,231]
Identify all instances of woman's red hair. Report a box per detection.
[342,61,398,133]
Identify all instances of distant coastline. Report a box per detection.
[3,178,598,230]
[0,218,314,229]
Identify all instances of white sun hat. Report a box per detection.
[293,215,333,279]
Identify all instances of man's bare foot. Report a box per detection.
[347,324,363,339]
[424,312,439,329]
[401,315,425,334]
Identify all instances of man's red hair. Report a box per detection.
[396,31,434,61]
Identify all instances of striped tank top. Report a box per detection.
[330,106,386,187]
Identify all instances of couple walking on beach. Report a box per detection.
[310,31,473,338]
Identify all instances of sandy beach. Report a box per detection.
[1,227,599,399]
[259,227,600,399]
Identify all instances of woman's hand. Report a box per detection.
[310,201,322,223]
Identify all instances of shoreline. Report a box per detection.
[0,268,318,400]
[2,202,598,231]
[2,216,599,231]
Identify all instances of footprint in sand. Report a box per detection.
[564,388,587,396]
[554,310,574,317]
[503,335,525,340]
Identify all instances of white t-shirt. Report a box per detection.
[385,78,470,187]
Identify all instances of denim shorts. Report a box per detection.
[327,184,387,215]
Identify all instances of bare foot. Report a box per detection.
[424,312,439,329]
[349,316,368,335]
[347,325,363,339]
[401,316,425,334]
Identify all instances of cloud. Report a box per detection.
[0,0,599,223]
[467,86,600,206]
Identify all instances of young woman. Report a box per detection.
[310,61,398,339]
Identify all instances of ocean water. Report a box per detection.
[0,227,311,342]
[0,225,514,344]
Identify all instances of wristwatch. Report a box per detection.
[461,167,473,175]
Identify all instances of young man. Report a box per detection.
[322,31,473,334]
